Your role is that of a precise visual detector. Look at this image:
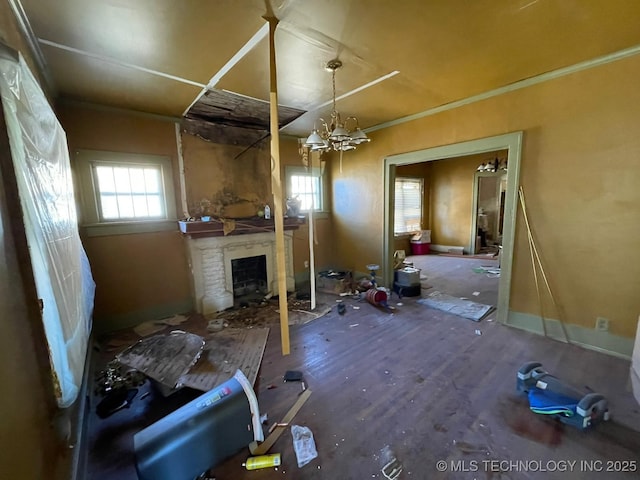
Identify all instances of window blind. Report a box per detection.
[394,177,423,234]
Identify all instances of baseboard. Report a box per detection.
[294,271,310,288]
[93,298,194,334]
[429,244,466,254]
[506,310,634,360]
[69,336,94,480]
[299,269,374,285]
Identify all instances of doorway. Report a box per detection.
[383,132,522,324]
[472,167,508,254]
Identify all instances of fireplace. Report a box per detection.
[231,254,267,303]
[186,231,294,314]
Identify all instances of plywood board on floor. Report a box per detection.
[179,327,269,391]
[116,331,205,388]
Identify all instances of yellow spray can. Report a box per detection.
[242,453,281,470]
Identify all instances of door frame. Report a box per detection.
[383,132,523,325]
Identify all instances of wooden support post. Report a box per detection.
[264,12,290,355]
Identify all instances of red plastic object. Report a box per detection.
[365,288,388,306]
[410,242,430,255]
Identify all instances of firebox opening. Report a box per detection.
[231,254,268,306]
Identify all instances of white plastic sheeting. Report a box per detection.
[0,53,95,408]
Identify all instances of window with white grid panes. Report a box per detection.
[93,164,166,221]
[286,166,325,212]
[76,150,177,235]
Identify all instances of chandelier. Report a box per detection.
[477,157,508,172]
[304,59,371,152]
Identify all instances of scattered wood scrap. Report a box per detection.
[249,389,312,455]
[215,296,331,328]
[132,314,188,337]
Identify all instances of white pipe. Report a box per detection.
[308,151,317,310]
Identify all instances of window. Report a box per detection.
[286,166,326,212]
[93,164,165,221]
[394,177,423,234]
[76,150,177,235]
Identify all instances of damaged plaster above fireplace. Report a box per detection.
[186,231,294,314]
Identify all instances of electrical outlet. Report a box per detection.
[595,317,609,332]
[304,260,309,268]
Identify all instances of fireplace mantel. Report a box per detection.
[179,216,305,238]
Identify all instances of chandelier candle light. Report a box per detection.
[304,59,371,172]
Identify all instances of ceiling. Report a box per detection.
[17,0,640,142]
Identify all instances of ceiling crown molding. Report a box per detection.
[8,0,56,94]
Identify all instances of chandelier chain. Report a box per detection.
[332,68,337,115]
[303,58,370,153]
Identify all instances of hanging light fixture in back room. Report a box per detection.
[304,59,371,156]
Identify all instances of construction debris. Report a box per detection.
[94,360,146,396]
[133,321,165,337]
[214,294,330,327]
[93,359,147,418]
[132,314,189,337]
[250,389,312,455]
[473,266,501,277]
[316,270,353,294]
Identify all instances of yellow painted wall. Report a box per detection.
[280,140,334,275]
[331,54,640,338]
[331,149,385,275]
[0,4,68,480]
[428,155,480,247]
[58,105,192,332]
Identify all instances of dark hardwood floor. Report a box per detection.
[87,255,640,479]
